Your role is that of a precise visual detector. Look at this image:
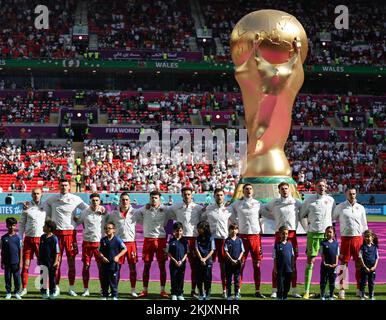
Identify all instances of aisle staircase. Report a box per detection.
[71,141,85,192]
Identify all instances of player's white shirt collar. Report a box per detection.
[59,192,71,200]
[215,202,226,208]
[31,200,43,208]
[243,196,254,203]
[344,199,358,207]
[280,196,296,204]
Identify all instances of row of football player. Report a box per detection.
[0,179,377,299]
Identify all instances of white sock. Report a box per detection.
[131,288,136,293]
[84,288,89,291]
[69,286,75,291]
[160,286,165,291]
[272,288,277,293]
[291,287,297,294]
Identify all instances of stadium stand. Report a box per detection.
[0,139,73,192]
[0,0,76,59]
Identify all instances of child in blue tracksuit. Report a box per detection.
[167,222,188,300]
[224,223,244,300]
[195,221,215,300]
[98,222,127,300]
[319,226,339,300]
[358,229,379,300]
[0,217,22,299]
[273,226,294,300]
[39,220,60,299]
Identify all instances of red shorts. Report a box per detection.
[142,238,167,263]
[212,239,226,263]
[119,242,138,264]
[82,241,101,265]
[240,234,263,261]
[275,230,298,258]
[54,230,78,258]
[340,236,363,263]
[185,237,197,263]
[23,236,40,261]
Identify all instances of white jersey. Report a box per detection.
[105,207,137,242]
[332,200,368,237]
[202,203,233,239]
[231,198,261,234]
[168,202,203,237]
[261,196,302,232]
[44,193,88,231]
[134,205,170,238]
[300,194,335,233]
[77,207,104,243]
[19,201,46,238]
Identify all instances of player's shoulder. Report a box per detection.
[68,193,84,202]
[45,194,60,203]
[335,200,347,209]
[355,202,365,210]
[192,202,203,209]
[206,204,216,211]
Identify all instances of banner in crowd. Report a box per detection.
[364,205,386,215]
[2,59,386,75]
[99,50,203,62]
[2,123,383,142]
[0,204,23,215]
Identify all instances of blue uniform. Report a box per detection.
[1,233,22,294]
[168,236,189,296]
[359,243,379,298]
[319,239,339,298]
[99,235,126,298]
[39,234,60,295]
[195,236,215,297]
[224,237,244,297]
[273,241,294,299]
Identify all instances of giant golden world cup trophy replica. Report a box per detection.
[231,10,308,202]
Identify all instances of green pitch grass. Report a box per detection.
[0,277,385,300]
[0,215,19,222]
[367,215,386,222]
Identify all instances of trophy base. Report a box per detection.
[232,177,301,203]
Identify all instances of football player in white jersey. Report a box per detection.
[300,179,336,299]
[19,188,46,296]
[333,186,368,299]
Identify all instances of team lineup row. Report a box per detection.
[0,178,378,300]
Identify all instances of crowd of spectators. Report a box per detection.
[0,91,73,123]
[200,0,385,66]
[0,0,76,60]
[88,0,194,51]
[0,133,384,195]
[0,0,383,66]
[87,91,243,125]
[80,135,385,195]
[82,139,240,194]
[286,141,385,193]
[292,93,385,128]
[0,138,73,191]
